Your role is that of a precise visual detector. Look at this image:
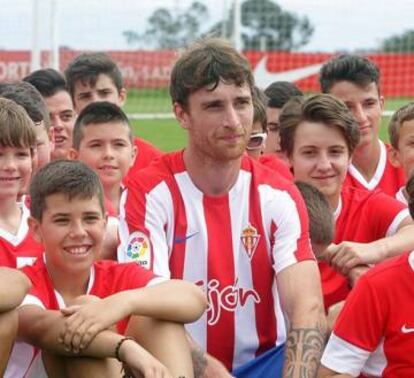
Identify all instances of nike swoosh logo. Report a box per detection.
[401,324,414,334]
[174,231,199,244]
[253,56,324,88]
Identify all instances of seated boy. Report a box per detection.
[24,68,76,161]
[69,101,136,259]
[64,52,162,180]
[388,101,414,204]
[318,173,414,377]
[0,98,43,268]
[6,160,206,378]
[0,82,53,172]
[279,94,414,312]
[0,268,31,376]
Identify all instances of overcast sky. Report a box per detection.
[1,0,414,52]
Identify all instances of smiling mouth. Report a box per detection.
[99,166,118,171]
[64,245,91,256]
[0,177,20,182]
[54,136,67,144]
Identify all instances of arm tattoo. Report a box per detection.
[283,323,327,377]
[191,344,207,378]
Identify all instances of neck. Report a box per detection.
[183,148,242,196]
[327,193,340,214]
[0,198,22,234]
[46,263,90,304]
[104,184,121,216]
[351,139,381,181]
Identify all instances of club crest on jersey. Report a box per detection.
[126,231,151,268]
[241,223,260,260]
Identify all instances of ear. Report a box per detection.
[68,148,79,160]
[130,144,138,168]
[379,95,385,112]
[28,216,43,244]
[389,147,402,168]
[118,88,127,107]
[48,127,55,152]
[173,102,190,130]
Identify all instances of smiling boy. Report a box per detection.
[6,160,205,378]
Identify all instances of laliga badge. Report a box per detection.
[126,231,151,268]
[241,224,260,260]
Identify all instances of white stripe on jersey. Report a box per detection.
[175,170,209,349]
[144,181,175,277]
[258,184,303,273]
[229,170,259,367]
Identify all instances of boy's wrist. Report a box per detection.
[115,336,136,363]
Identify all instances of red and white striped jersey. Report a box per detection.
[344,141,406,197]
[0,204,43,269]
[118,151,314,370]
[320,185,409,310]
[322,252,414,377]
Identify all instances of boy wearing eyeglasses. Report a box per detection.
[247,87,292,180]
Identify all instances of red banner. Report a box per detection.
[1,49,414,97]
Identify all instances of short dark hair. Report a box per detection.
[319,54,380,94]
[30,160,105,221]
[23,68,68,98]
[406,173,414,218]
[169,38,255,109]
[279,94,360,157]
[0,98,36,150]
[72,101,132,150]
[388,102,414,149]
[65,52,124,100]
[252,86,267,132]
[295,181,334,246]
[0,81,51,130]
[264,81,303,109]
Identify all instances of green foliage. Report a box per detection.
[123,1,208,49]
[380,30,414,52]
[241,0,314,50]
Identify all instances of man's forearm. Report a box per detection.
[283,321,327,378]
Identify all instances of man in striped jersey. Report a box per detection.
[119,38,326,378]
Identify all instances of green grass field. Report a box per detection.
[126,88,414,152]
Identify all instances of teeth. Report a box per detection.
[65,246,89,255]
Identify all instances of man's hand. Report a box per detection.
[324,242,385,275]
[203,354,234,378]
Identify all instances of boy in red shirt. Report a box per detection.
[7,160,206,378]
[0,268,31,376]
[0,98,43,268]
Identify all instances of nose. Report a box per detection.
[316,152,332,171]
[223,105,240,129]
[352,104,368,126]
[51,114,63,132]
[69,220,87,238]
[2,154,17,171]
[102,144,114,159]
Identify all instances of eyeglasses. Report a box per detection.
[246,132,267,150]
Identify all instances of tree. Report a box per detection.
[208,0,313,51]
[380,30,414,53]
[123,1,208,49]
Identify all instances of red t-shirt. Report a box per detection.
[322,252,414,377]
[320,186,409,310]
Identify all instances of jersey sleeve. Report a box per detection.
[321,275,385,375]
[366,191,409,237]
[118,181,172,278]
[260,182,314,274]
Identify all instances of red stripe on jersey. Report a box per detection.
[249,187,277,356]
[168,179,187,279]
[204,194,235,371]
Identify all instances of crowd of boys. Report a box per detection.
[1,37,414,378]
